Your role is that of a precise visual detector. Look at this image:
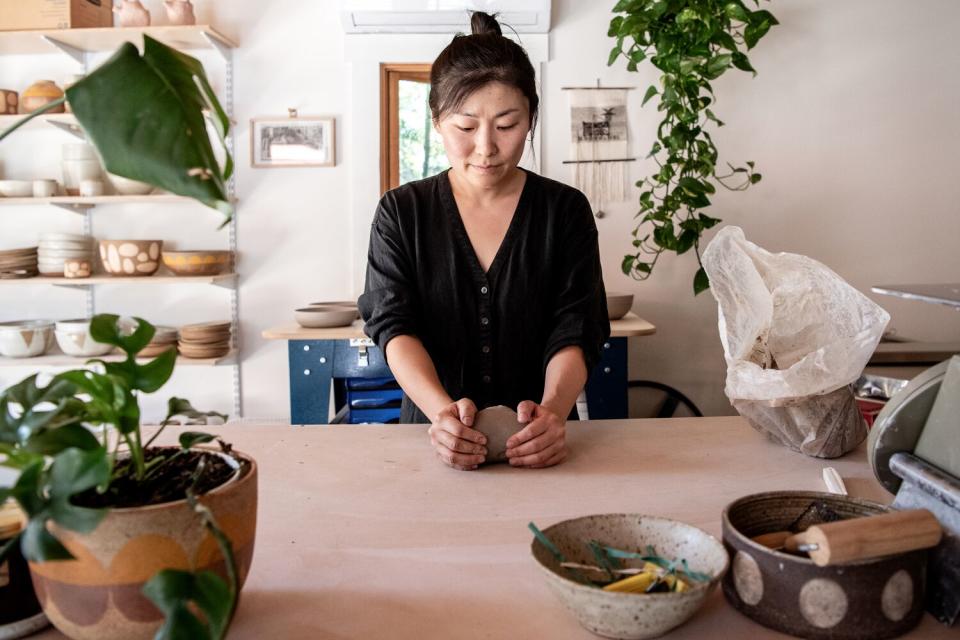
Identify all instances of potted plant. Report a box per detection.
[0,314,257,640]
[607,0,778,293]
[0,35,234,224]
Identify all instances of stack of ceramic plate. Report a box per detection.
[139,326,179,358]
[38,232,94,276]
[178,321,232,359]
[0,246,38,279]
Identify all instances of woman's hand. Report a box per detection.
[505,400,568,468]
[428,398,487,470]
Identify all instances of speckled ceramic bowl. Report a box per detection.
[722,491,926,639]
[531,514,728,640]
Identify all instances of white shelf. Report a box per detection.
[0,273,237,288]
[0,25,236,56]
[0,348,236,368]
[0,195,193,211]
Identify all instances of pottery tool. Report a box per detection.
[868,356,960,624]
[822,467,847,495]
[782,509,941,566]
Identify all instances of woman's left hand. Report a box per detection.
[504,400,567,468]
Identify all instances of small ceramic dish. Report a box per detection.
[0,320,55,358]
[295,306,358,328]
[161,250,232,276]
[0,180,33,198]
[531,513,727,640]
[606,292,634,320]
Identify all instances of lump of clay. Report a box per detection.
[474,405,522,464]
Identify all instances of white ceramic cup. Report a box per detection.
[79,179,104,197]
[32,179,58,198]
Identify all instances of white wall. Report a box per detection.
[2,0,958,420]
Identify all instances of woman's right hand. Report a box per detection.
[428,398,487,470]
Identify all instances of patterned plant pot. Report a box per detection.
[28,450,258,640]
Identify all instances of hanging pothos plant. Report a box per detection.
[607,0,778,294]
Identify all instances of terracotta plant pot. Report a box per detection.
[28,449,258,640]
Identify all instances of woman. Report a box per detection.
[359,11,610,470]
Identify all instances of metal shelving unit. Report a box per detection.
[0,25,242,417]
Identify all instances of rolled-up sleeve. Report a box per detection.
[358,196,419,357]
[543,192,611,373]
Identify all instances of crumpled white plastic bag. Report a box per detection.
[702,226,890,458]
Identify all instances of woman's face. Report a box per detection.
[435,82,531,189]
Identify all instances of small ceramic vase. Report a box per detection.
[0,89,17,115]
[163,0,196,25]
[20,81,65,115]
[114,0,151,27]
[64,259,92,279]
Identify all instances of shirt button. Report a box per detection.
[482,345,490,354]
[480,317,489,326]
[482,375,492,383]
[481,286,489,295]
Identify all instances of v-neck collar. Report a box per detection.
[439,167,532,281]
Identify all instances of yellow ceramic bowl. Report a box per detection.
[162,250,232,276]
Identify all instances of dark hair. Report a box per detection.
[429,11,539,135]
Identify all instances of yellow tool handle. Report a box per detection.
[786,509,942,566]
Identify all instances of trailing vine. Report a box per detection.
[607,0,778,293]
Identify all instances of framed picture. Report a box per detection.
[250,116,336,167]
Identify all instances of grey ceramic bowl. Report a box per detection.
[607,292,634,320]
[531,514,728,640]
[295,306,358,328]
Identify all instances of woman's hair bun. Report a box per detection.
[470,11,502,37]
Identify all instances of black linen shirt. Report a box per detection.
[358,168,611,424]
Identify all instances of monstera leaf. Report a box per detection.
[66,36,233,221]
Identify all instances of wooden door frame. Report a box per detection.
[379,63,431,195]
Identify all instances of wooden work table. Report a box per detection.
[262,313,656,423]
[36,417,954,639]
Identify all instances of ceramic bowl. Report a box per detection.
[53,319,114,357]
[295,306,358,328]
[106,172,154,196]
[39,232,88,243]
[531,513,728,640]
[99,240,162,276]
[0,180,33,197]
[607,292,634,321]
[722,491,926,640]
[0,320,54,358]
[307,300,360,319]
[161,250,232,276]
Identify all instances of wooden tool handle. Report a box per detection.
[794,509,942,566]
